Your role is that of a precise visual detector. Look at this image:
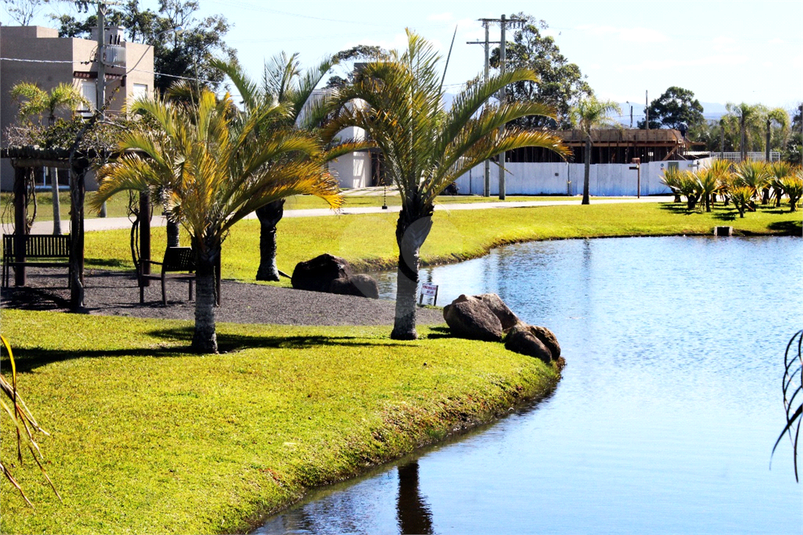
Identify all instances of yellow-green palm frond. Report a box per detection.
[733,159,770,194]
[94,88,339,246]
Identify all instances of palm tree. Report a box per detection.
[696,167,719,212]
[769,161,794,207]
[780,173,803,212]
[660,165,684,202]
[11,82,87,235]
[733,160,770,208]
[569,97,622,205]
[725,102,765,161]
[709,158,733,204]
[324,31,568,340]
[90,90,342,353]
[215,53,366,281]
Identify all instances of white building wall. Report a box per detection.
[454,158,712,196]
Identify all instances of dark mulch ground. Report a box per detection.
[0,268,445,327]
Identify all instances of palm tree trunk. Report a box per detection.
[740,115,747,162]
[255,199,285,281]
[192,244,219,353]
[166,220,180,248]
[582,137,591,205]
[50,168,62,235]
[391,209,433,340]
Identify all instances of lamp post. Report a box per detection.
[629,158,641,198]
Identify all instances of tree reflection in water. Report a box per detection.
[396,461,433,535]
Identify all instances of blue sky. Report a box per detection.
[15,0,803,118]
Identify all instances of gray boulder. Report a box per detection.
[505,323,555,363]
[530,325,561,358]
[475,293,519,332]
[443,295,504,341]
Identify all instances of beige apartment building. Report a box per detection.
[0,25,154,190]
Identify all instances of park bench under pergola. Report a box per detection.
[1,146,183,311]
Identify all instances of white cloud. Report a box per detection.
[711,36,738,52]
[576,24,669,43]
[614,53,748,72]
[427,12,454,22]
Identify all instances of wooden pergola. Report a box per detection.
[2,146,91,310]
[2,147,204,310]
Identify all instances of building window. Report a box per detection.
[79,80,96,116]
[132,83,148,102]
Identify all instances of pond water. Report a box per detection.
[256,236,803,534]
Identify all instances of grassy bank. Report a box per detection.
[0,310,560,534]
[84,201,801,281]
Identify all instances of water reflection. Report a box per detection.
[259,237,803,534]
[396,462,433,535]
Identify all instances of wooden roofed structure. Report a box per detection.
[507,128,695,164]
[1,145,91,309]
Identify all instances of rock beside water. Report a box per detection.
[444,292,563,366]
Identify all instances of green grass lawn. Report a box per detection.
[84,201,802,283]
[0,310,559,534]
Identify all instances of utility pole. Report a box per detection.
[499,14,506,200]
[468,14,524,199]
[96,1,108,217]
[468,21,496,197]
[645,90,649,130]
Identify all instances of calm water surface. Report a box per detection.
[257,236,803,534]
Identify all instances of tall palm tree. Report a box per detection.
[569,97,622,205]
[11,82,88,235]
[765,107,790,172]
[725,102,765,161]
[324,31,568,340]
[90,90,342,353]
[215,53,365,281]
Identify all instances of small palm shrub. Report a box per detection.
[709,159,732,204]
[769,161,794,207]
[677,171,702,210]
[733,160,770,206]
[779,174,803,212]
[730,186,754,218]
[696,168,719,212]
[661,166,683,202]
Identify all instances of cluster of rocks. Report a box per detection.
[291,254,379,299]
[443,293,563,366]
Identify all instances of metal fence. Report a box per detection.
[715,152,782,163]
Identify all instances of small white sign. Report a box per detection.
[421,283,438,297]
[419,282,439,305]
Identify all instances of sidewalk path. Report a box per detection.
[22,196,670,234]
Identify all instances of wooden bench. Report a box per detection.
[138,246,196,305]
[2,234,72,287]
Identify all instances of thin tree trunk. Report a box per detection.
[50,168,62,235]
[69,164,85,310]
[255,199,284,281]
[192,245,219,353]
[582,137,591,205]
[391,210,432,340]
[740,115,747,162]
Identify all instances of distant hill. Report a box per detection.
[700,102,727,121]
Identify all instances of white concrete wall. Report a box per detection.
[454,158,712,196]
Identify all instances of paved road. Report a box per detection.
[21,195,669,234]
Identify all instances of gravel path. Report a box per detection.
[1,268,445,327]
